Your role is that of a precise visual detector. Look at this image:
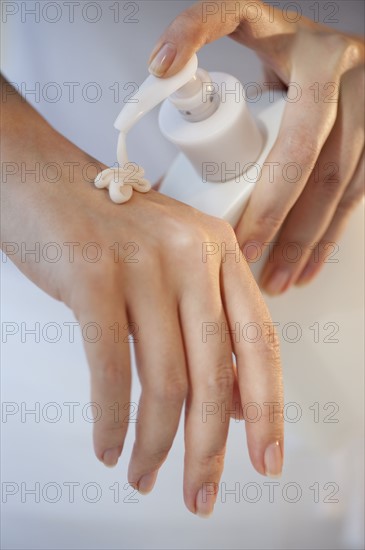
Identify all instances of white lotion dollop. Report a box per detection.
[94,132,151,204]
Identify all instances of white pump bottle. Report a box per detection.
[114,54,286,227]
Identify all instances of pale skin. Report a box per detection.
[148,0,365,295]
[1,75,283,517]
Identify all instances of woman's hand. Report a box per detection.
[148,0,364,294]
[1,76,283,516]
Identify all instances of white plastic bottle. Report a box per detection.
[114,54,286,227]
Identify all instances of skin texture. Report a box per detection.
[1,75,283,516]
[148,0,365,295]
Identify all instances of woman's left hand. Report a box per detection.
[148,0,365,294]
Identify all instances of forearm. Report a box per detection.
[0,73,107,288]
[1,74,104,240]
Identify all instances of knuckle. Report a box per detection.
[134,444,170,470]
[320,33,349,56]
[315,33,360,70]
[216,219,236,240]
[317,175,341,200]
[202,216,239,257]
[162,378,189,403]
[94,360,126,387]
[195,449,226,472]
[263,324,282,361]
[147,374,188,404]
[280,128,319,170]
[336,35,363,68]
[166,218,208,258]
[207,362,234,399]
[252,210,284,238]
[172,11,205,44]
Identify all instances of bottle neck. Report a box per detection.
[168,69,220,123]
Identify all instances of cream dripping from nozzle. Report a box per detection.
[95,54,212,204]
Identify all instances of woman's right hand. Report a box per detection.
[1,76,283,517]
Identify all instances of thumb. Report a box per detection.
[148,0,264,77]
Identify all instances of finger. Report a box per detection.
[148,0,282,77]
[260,68,365,294]
[220,239,284,477]
[231,365,244,420]
[127,287,188,494]
[75,287,132,468]
[237,34,353,252]
[179,251,234,517]
[296,150,364,285]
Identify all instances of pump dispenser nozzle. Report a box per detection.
[114,54,199,133]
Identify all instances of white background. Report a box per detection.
[1,1,364,548]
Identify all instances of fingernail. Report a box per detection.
[102,446,121,468]
[264,441,283,478]
[243,241,261,262]
[137,470,158,495]
[148,42,177,76]
[195,484,218,518]
[264,268,290,295]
